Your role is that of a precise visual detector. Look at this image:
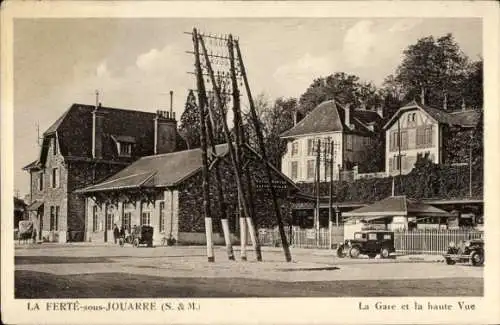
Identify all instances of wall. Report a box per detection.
[178,149,294,235]
[385,109,440,176]
[281,132,343,183]
[68,160,128,241]
[30,136,68,243]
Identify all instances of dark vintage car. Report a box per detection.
[337,230,395,259]
[443,239,484,266]
[130,225,154,248]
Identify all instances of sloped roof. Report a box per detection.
[449,110,482,127]
[280,100,381,138]
[343,195,452,217]
[76,143,298,193]
[384,100,482,130]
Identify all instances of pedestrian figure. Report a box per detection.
[113,224,119,244]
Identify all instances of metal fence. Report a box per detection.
[258,227,483,255]
[394,229,484,255]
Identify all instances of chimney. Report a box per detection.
[443,93,448,111]
[154,91,177,154]
[461,98,466,111]
[420,88,425,105]
[169,90,173,116]
[376,106,384,118]
[344,103,352,128]
[92,91,105,159]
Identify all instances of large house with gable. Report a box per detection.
[384,100,482,176]
[23,102,184,243]
[280,100,384,183]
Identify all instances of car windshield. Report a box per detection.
[354,233,366,239]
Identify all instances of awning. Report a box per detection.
[344,215,390,223]
[27,200,44,211]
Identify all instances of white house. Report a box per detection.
[383,100,481,176]
[280,100,383,183]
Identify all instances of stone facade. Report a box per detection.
[29,137,68,242]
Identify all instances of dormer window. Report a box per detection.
[111,135,136,157]
[119,143,132,156]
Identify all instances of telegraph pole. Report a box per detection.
[228,34,262,261]
[199,34,258,262]
[203,90,235,261]
[192,28,215,262]
[328,140,334,249]
[315,140,321,247]
[235,40,292,262]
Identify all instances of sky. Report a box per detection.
[13,18,482,196]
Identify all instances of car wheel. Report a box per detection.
[133,238,139,247]
[380,247,390,259]
[336,245,346,258]
[445,258,456,265]
[471,251,484,266]
[349,246,360,258]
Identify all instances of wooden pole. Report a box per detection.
[204,94,235,260]
[192,28,214,262]
[228,34,262,261]
[315,140,321,247]
[199,35,254,262]
[328,141,334,249]
[235,40,292,262]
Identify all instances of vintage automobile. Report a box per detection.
[337,230,395,259]
[130,225,154,248]
[443,239,484,266]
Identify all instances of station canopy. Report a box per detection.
[343,195,453,221]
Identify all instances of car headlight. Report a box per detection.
[464,240,471,247]
[449,241,456,248]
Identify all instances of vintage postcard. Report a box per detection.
[1,1,499,324]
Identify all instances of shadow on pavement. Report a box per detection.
[15,270,483,298]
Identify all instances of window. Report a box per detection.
[106,210,113,230]
[51,168,59,188]
[92,206,98,232]
[325,162,331,179]
[159,202,165,233]
[424,127,433,146]
[368,233,377,240]
[307,139,315,156]
[393,155,401,171]
[38,173,44,191]
[141,212,151,226]
[119,142,132,157]
[400,131,408,150]
[290,161,298,180]
[122,212,131,232]
[53,137,58,155]
[291,141,299,157]
[346,135,353,151]
[50,206,59,231]
[306,160,315,179]
[390,132,400,151]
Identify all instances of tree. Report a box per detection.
[179,90,200,150]
[243,94,297,168]
[298,72,382,115]
[394,33,476,111]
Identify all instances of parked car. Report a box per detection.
[443,239,484,266]
[337,230,395,259]
[130,225,154,247]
